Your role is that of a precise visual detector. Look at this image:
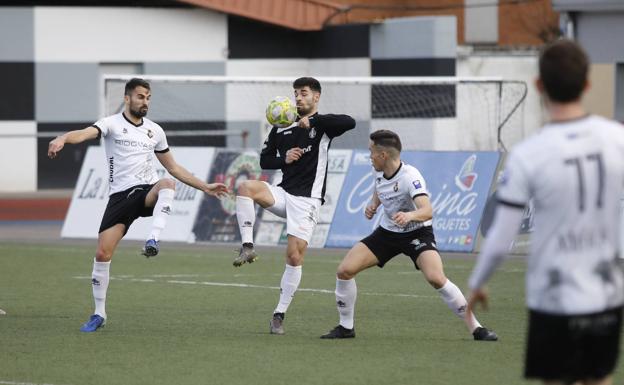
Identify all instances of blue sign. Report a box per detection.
[326,150,500,252]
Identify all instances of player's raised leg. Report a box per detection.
[417,250,497,341]
[233,180,276,266]
[321,242,379,339]
[80,223,125,332]
[270,235,307,334]
[141,178,176,257]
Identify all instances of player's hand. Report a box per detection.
[285,147,304,164]
[465,288,489,323]
[364,203,378,219]
[392,211,413,227]
[298,117,310,129]
[48,136,66,159]
[204,183,229,198]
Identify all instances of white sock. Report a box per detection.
[149,188,175,241]
[92,259,111,319]
[274,264,302,314]
[335,278,357,329]
[437,279,481,333]
[236,196,255,245]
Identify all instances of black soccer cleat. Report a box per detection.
[473,326,498,341]
[320,325,355,339]
[233,244,258,267]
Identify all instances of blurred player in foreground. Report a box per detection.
[467,39,624,385]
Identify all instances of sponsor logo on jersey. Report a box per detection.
[277,124,295,134]
[114,139,155,150]
[122,127,128,134]
[393,182,399,192]
[108,157,114,182]
[147,129,154,138]
[455,154,478,191]
[308,127,316,139]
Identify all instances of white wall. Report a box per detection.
[35,7,227,62]
[0,121,37,191]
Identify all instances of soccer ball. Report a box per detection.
[266,96,297,128]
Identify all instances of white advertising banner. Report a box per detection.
[61,146,215,242]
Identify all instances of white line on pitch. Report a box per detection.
[72,276,437,299]
[0,381,71,385]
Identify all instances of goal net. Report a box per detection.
[102,75,527,151]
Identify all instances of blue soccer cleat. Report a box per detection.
[80,314,105,332]
[141,238,159,257]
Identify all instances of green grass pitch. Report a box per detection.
[1,241,622,385]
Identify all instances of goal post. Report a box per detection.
[101,75,527,151]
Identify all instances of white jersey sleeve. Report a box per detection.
[496,150,530,208]
[153,123,169,152]
[406,167,429,198]
[93,116,114,137]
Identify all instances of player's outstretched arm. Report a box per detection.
[465,203,525,322]
[305,114,355,138]
[47,126,100,159]
[155,151,228,198]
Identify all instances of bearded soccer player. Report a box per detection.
[48,78,228,332]
[233,77,356,335]
[467,40,624,385]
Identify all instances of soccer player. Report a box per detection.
[48,78,228,332]
[467,39,624,385]
[233,77,356,334]
[320,129,498,340]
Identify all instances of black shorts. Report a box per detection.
[525,306,623,382]
[99,184,155,235]
[360,226,438,269]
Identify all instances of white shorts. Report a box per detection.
[263,182,321,244]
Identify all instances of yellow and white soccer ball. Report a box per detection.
[266,96,297,128]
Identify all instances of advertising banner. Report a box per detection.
[326,150,500,252]
[192,150,274,243]
[62,146,215,241]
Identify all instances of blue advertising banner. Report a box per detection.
[326,150,501,252]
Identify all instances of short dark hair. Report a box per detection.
[370,129,402,152]
[125,78,151,96]
[539,39,589,102]
[293,77,321,93]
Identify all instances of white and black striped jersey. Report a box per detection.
[260,112,355,202]
[375,162,431,233]
[93,112,169,195]
[496,115,624,314]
